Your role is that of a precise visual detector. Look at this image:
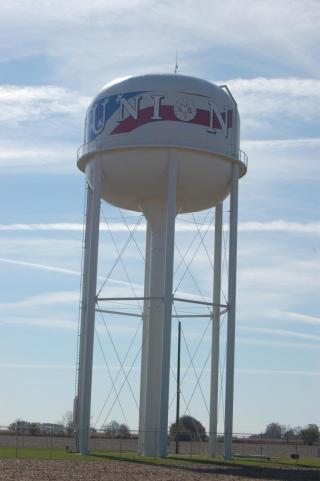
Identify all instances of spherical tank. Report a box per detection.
[77,74,247,213]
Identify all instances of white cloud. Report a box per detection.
[0,257,145,291]
[0,363,76,370]
[0,148,72,160]
[0,290,79,310]
[238,260,320,289]
[0,86,89,124]
[273,311,320,326]
[1,0,319,87]
[0,146,75,172]
[243,138,320,149]
[223,78,320,135]
[0,363,319,378]
[237,337,320,350]
[1,1,147,23]
[1,220,319,235]
[236,368,320,377]
[0,362,139,371]
[0,223,142,232]
[178,328,320,350]
[0,257,82,276]
[0,223,86,232]
[0,315,138,335]
[242,137,320,181]
[238,325,320,342]
[0,317,77,330]
[238,221,320,235]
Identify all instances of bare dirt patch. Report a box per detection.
[0,459,319,481]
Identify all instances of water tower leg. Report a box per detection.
[138,222,152,454]
[141,154,177,457]
[74,183,94,452]
[78,159,102,455]
[224,162,239,460]
[208,202,223,458]
[142,207,166,456]
[159,155,177,457]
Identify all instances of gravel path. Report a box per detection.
[0,459,319,481]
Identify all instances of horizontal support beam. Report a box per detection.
[96,310,226,319]
[173,296,228,308]
[97,295,228,310]
[96,309,143,318]
[172,314,211,318]
[97,296,163,302]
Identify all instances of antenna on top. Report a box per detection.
[174,52,179,75]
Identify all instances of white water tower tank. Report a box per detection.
[77,74,247,211]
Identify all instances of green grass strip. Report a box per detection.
[0,447,319,470]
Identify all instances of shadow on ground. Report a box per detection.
[91,453,320,481]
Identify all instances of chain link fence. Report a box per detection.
[1,427,320,461]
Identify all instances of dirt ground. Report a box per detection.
[0,459,319,481]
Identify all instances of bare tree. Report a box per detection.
[61,411,74,435]
[264,422,286,439]
[102,420,130,438]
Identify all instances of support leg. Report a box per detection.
[77,159,102,455]
[209,202,223,457]
[142,206,166,456]
[141,153,177,457]
[159,154,177,457]
[74,182,94,452]
[138,222,152,454]
[224,163,239,460]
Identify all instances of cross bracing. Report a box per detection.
[75,194,231,451]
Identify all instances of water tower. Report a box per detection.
[73,74,247,459]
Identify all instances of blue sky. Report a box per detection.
[0,0,319,435]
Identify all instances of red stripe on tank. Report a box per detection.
[111,106,232,134]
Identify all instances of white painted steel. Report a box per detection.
[78,159,101,455]
[224,162,239,460]
[138,222,152,454]
[74,184,93,452]
[159,153,177,457]
[142,202,167,455]
[140,155,177,457]
[208,202,223,457]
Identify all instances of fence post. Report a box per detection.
[50,428,53,458]
[120,438,122,457]
[15,428,18,458]
[154,430,157,456]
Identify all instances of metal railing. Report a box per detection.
[238,148,248,169]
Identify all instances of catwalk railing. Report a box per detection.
[0,428,319,460]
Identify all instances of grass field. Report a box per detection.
[0,447,319,469]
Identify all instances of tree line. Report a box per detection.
[6,415,319,445]
[260,422,319,445]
